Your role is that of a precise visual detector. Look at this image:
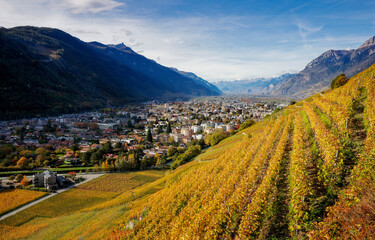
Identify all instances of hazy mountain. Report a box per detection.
[169,68,222,94]
[214,73,295,95]
[89,42,222,97]
[0,26,221,119]
[272,35,375,97]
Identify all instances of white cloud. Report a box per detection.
[296,22,324,40]
[60,0,124,14]
[0,1,371,82]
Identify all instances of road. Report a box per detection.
[0,173,104,221]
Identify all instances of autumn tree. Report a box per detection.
[17,157,29,168]
[36,154,45,166]
[35,147,47,155]
[21,175,29,187]
[19,150,32,156]
[102,159,110,171]
[94,164,100,172]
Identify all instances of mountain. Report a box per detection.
[169,68,222,94]
[214,73,295,95]
[0,26,221,119]
[272,35,375,97]
[88,42,222,97]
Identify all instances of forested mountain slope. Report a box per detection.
[0,26,221,119]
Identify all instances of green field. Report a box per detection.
[0,167,96,176]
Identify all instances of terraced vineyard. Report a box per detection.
[0,189,47,216]
[1,65,374,239]
[0,170,168,240]
[112,64,375,239]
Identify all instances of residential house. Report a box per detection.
[33,170,58,190]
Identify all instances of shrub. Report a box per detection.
[204,129,229,147]
[331,73,348,89]
[239,119,256,131]
[15,174,23,182]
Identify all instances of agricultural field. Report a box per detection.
[76,170,166,193]
[1,188,117,226]
[0,189,46,216]
[0,170,168,239]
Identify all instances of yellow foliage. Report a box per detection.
[0,189,46,215]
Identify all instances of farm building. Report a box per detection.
[33,170,60,190]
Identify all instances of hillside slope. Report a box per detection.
[169,67,222,94]
[0,26,221,119]
[0,65,373,239]
[112,64,374,239]
[89,43,222,97]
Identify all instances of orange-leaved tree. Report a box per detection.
[21,175,29,187]
[17,157,29,168]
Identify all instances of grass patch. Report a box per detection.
[0,167,96,176]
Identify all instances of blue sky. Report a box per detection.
[1,0,375,82]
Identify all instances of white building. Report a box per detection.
[192,125,203,133]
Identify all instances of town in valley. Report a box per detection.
[0,96,290,190]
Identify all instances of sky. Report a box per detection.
[1,0,375,82]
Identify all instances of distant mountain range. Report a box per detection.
[216,36,375,98]
[0,26,221,119]
[214,73,295,95]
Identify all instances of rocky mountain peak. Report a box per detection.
[360,36,375,48]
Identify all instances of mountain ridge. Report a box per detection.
[272,35,375,97]
[215,36,375,98]
[0,26,221,119]
[214,73,296,95]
